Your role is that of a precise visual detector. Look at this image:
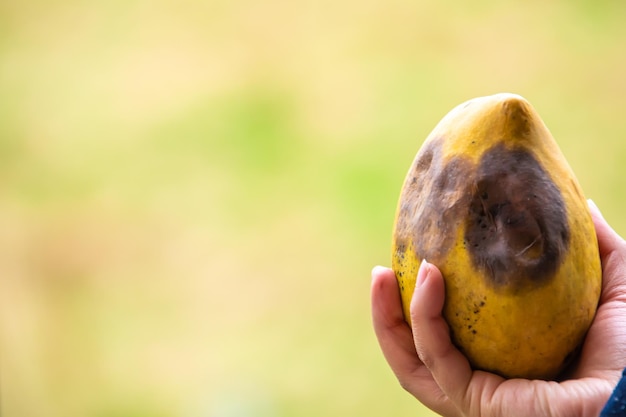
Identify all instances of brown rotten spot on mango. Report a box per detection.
[464,143,570,290]
[393,137,475,271]
[394,142,569,293]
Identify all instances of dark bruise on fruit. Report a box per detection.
[465,143,570,290]
[394,139,570,291]
[394,137,474,269]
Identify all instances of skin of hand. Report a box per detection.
[371,200,626,417]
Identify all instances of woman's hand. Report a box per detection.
[371,200,626,417]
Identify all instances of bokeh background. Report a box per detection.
[2,1,626,416]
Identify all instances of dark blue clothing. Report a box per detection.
[601,368,626,416]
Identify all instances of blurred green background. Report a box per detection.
[2,1,626,416]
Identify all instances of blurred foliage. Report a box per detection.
[1,1,626,416]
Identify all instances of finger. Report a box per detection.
[410,261,473,412]
[588,199,626,302]
[588,199,625,260]
[371,267,429,386]
[370,266,454,413]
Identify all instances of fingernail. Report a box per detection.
[371,265,386,281]
[588,199,604,219]
[372,265,385,274]
[416,259,429,288]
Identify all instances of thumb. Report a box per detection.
[410,260,473,405]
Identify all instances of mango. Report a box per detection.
[391,93,601,380]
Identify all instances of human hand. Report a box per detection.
[371,200,626,417]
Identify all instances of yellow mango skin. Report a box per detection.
[391,93,602,380]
